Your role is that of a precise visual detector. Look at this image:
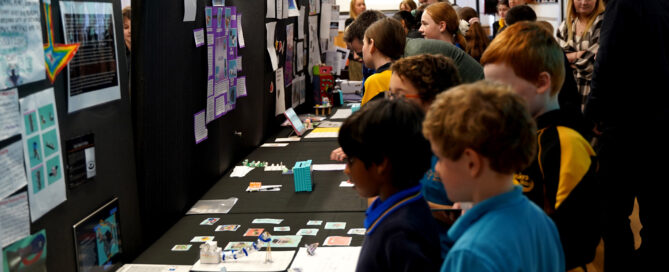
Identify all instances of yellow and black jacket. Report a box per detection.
[515,109,600,271]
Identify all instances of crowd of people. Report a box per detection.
[336,0,669,271]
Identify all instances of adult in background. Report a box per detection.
[457,7,490,62]
[556,0,605,112]
[399,0,417,12]
[419,2,467,49]
[586,0,669,271]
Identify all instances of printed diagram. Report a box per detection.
[31,166,45,193]
[38,104,56,130]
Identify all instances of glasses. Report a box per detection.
[385,91,420,100]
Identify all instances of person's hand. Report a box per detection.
[330,147,347,161]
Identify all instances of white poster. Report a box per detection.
[60,1,121,113]
[308,15,321,78]
[0,0,46,90]
[19,88,67,222]
[275,68,286,116]
[266,22,279,71]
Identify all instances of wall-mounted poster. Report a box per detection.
[0,0,46,90]
[59,1,121,113]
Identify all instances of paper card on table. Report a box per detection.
[275,137,301,142]
[206,96,215,123]
[274,226,290,232]
[248,182,262,189]
[230,165,254,177]
[118,264,193,272]
[260,143,288,147]
[200,217,220,225]
[323,236,352,246]
[265,235,302,248]
[318,121,342,128]
[190,236,215,242]
[237,13,246,48]
[329,109,352,119]
[194,110,208,144]
[266,0,275,18]
[296,228,318,236]
[324,222,346,230]
[306,220,323,226]
[0,192,30,247]
[216,224,241,231]
[224,241,254,251]
[289,246,361,272]
[193,28,205,47]
[243,228,265,237]
[339,181,354,188]
[312,164,346,171]
[0,140,29,199]
[0,89,21,141]
[275,68,286,115]
[192,250,296,272]
[266,22,278,71]
[183,0,196,21]
[252,218,284,224]
[171,244,192,251]
[347,228,366,235]
[186,198,238,214]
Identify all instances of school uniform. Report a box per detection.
[356,184,442,272]
[441,186,565,272]
[361,63,391,106]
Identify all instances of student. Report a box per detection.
[393,11,422,38]
[343,10,387,95]
[423,81,564,272]
[492,0,509,39]
[481,21,600,271]
[457,7,490,62]
[359,18,406,105]
[339,99,442,272]
[399,0,417,12]
[419,2,467,49]
[389,54,461,258]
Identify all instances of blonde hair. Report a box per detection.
[481,21,565,96]
[423,81,537,174]
[350,0,365,19]
[425,2,467,48]
[566,0,605,41]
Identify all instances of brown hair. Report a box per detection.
[400,0,417,11]
[423,81,537,174]
[391,54,461,104]
[364,18,407,60]
[425,2,467,48]
[566,0,605,41]
[344,10,386,43]
[481,21,565,96]
[122,6,131,21]
[457,7,490,62]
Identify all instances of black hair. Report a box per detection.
[338,99,432,189]
[505,5,536,26]
[392,11,416,31]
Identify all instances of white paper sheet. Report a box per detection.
[19,88,66,222]
[207,46,214,75]
[298,6,305,39]
[0,89,21,141]
[186,198,238,214]
[0,140,28,199]
[237,77,247,97]
[0,192,30,247]
[288,0,299,17]
[193,28,205,47]
[312,164,346,171]
[236,56,243,71]
[295,41,305,73]
[329,109,352,119]
[318,121,342,128]
[289,247,361,272]
[215,95,226,117]
[275,68,286,116]
[230,166,255,177]
[194,110,208,144]
[117,264,192,272]
[339,181,354,187]
[276,0,283,19]
[304,131,338,138]
[261,143,289,147]
[308,15,321,77]
[266,22,279,71]
[183,0,196,21]
[237,13,246,48]
[192,250,295,272]
[266,0,275,18]
[215,79,229,97]
[275,137,301,142]
[320,3,332,45]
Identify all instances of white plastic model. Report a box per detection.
[200,241,222,264]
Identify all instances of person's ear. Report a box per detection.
[368,38,376,54]
[376,157,390,176]
[536,71,552,95]
[462,148,483,178]
[439,21,447,33]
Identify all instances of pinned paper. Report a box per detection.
[275,68,286,116]
[183,0,196,21]
[266,0,276,18]
[266,22,279,71]
[206,95,215,123]
[0,141,29,199]
[237,13,245,48]
[1,89,21,141]
[193,28,205,47]
[236,76,247,98]
[194,110,208,144]
[0,192,30,247]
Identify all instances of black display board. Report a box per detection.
[0,0,142,271]
[132,0,315,245]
